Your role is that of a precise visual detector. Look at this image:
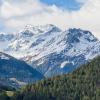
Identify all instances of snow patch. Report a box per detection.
[60,61,69,68]
[9,78,27,86]
[0,54,9,60]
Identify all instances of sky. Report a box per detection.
[0,0,100,39]
[40,0,83,10]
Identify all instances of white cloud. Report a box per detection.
[0,0,43,18]
[0,0,100,39]
[73,0,100,38]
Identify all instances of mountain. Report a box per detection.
[0,33,14,51]
[12,56,100,100]
[0,24,100,77]
[0,33,14,42]
[0,52,44,88]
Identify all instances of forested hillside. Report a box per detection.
[12,56,100,100]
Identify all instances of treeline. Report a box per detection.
[1,56,100,100]
[12,56,100,100]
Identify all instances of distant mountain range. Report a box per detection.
[0,24,100,78]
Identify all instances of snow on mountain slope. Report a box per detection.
[5,24,62,58]
[85,41,100,60]
[0,33,14,41]
[0,52,10,60]
[0,33,14,51]
[0,24,100,77]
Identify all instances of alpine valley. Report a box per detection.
[0,24,100,87]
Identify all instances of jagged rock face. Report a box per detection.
[0,24,100,77]
[0,52,44,88]
[66,28,97,44]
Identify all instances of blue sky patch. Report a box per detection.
[40,0,82,11]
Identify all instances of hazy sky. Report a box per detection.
[0,0,100,39]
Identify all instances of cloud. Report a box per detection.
[0,0,100,39]
[0,0,43,18]
[73,0,100,37]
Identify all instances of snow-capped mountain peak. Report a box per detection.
[18,24,61,37]
[0,24,100,77]
[66,28,98,44]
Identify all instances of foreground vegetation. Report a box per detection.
[1,56,100,100]
[0,84,15,100]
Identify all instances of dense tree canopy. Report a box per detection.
[11,56,100,100]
